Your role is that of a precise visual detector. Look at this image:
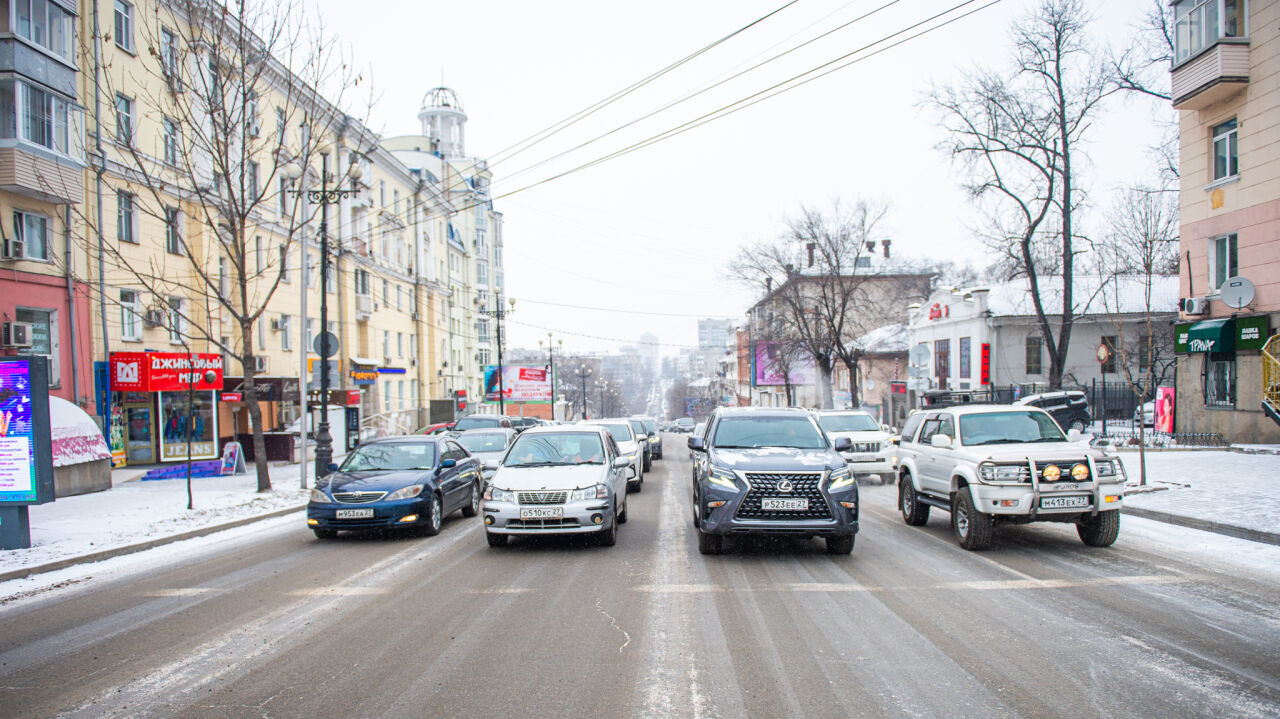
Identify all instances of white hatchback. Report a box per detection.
[816,410,894,484]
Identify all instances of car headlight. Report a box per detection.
[309,488,330,503]
[571,484,608,501]
[707,466,739,491]
[484,486,516,502]
[979,463,1027,483]
[385,484,425,501]
[828,466,855,490]
[1094,460,1122,479]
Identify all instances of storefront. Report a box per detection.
[109,352,224,464]
[1173,314,1278,441]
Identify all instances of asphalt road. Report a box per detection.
[2,436,1278,718]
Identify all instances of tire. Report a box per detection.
[643,451,652,472]
[313,528,338,540]
[461,481,480,518]
[598,512,618,547]
[1070,419,1086,432]
[899,474,930,526]
[952,490,993,550]
[418,493,443,537]
[618,495,629,524]
[697,529,722,555]
[826,535,855,554]
[1078,511,1120,547]
[486,531,508,547]
[655,448,663,459]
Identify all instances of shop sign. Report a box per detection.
[0,357,55,506]
[157,390,218,461]
[890,380,907,395]
[1176,318,1234,354]
[928,303,949,320]
[221,392,243,402]
[346,390,361,406]
[350,368,379,385]
[111,352,224,392]
[1236,315,1271,351]
[980,343,991,385]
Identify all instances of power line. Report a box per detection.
[515,297,731,318]
[507,317,699,349]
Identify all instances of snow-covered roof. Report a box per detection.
[49,396,110,467]
[971,275,1178,317]
[854,323,909,353]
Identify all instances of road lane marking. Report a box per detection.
[285,587,387,596]
[465,587,536,594]
[140,587,223,597]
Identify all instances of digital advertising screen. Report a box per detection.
[0,357,53,505]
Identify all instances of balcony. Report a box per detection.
[1172,40,1250,110]
[0,146,83,204]
[355,293,373,321]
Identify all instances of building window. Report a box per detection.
[383,330,390,358]
[478,348,490,366]
[279,244,289,283]
[278,177,289,216]
[395,285,402,311]
[219,257,229,298]
[383,380,392,412]
[115,192,135,244]
[12,210,50,260]
[382,279,389,305]
[167,296,185,343]
[396,332,404,358]
[113,0,134,52]
[477,319,490,344]
[1174,0,1248,63]
[398,380,405,409]
[354,269,370,295]
[393,189,399,215]
[934,339,950,388]
[160,26,179,78]
[165,207,182,254]
[114,93,133,144]
[163,117,180,165]
[1,80,77,157]
[304,253,315,288]
[1204,356,1235,407]
[247,161,260,200]
[1025,335,1043,375]
[280,315,292,351]
[1209,233,1238,292]
[476,260,489,286]
[958,337,971,379]
[379,180,386,207]
[325,261,335,293]
[1101,336,1118,374]
[14,307,58,386]
[1212,119,1238,181]
[255,236,264,274]
[119,289,141,341]
[14,0,76,62]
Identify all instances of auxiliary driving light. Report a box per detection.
[484,515,495,525]
[398,515,419,523]
[1071,464,1090,481]
[1042,464,1061,481]
[307,518,319,526]
[591,514,604,525]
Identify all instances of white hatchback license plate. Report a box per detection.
[336,508,374,519]
[1040,496,1089,509]
[761,498,809,511]
[520,507,564,519]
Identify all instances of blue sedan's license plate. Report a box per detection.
[1040,496,1089,509]
[336,508,374,519]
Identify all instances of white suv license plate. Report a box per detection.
[846,454,875,463]
[336,508,374,519]
[1040,496,1089,509]
[761,498,809,511]
[520,507,564,519]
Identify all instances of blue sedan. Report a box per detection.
[307,436,483,539]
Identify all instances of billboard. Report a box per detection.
[484,365,551,403]
[0,356,54,505]
[1155,386,1175,434]
[753,342,816,386]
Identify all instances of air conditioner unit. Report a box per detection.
[1,321,34,348]
[143,309,166,327]
[2,237,25,260]
[1181,297,1209,315]
[270,317,284,331]
[252,356,269,372]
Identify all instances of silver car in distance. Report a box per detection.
[481,426,631,548]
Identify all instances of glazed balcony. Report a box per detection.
[1172,40,1250,110]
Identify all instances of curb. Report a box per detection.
[0,504,307,584]
[1121,506,1280,547]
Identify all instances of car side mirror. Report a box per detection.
[325,462,339,473]
[483,459,500,471]
[833,437,852,452]
[612,456,631,469]
[1067,428,1082,443]
[930,434,953,449]
[440,458,457,470]
[687,436,705,451]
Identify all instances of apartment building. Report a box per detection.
[1170,0,1280,441]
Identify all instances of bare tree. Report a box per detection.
[1109,0,1179,185]
[1095,185,1179,485]
[75,0,366,491]
[930,0,1114,389]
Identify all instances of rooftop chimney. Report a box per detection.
[806,242,815,268]
[765,277,773,292]
[882,239,891,258]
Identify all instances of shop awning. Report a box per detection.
[1179,318,1234,353]
[350,356,381,367]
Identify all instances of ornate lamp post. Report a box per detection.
[284,152,360,480]
[538,333,562,421]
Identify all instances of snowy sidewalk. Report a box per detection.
[1117,450,1280,545]
[0,462,315,578]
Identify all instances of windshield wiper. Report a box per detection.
[508,461,572,467]
[968,439,1028,446]
[713,444,758,449]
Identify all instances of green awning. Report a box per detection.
[1181,318,1234,353]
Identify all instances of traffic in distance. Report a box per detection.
[307,402,1128,553]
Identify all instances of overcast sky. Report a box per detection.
[307,0,1170,359]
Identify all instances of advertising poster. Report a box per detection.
[753,342,816,386]
[1155,386,1175,434]
[157,390,219,461]
[0,360,37,502]
[483,366,551,403]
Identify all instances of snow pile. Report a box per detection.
[48,396,110,467]
[1117,451,1280,535]
[854,323,908,353]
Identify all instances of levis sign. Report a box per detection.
[110,352,225,392]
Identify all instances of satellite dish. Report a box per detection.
[909,344,931,365]
[1220,276,1255,309]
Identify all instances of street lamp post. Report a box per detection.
[286,152,360,481]
[478,295,516,417]
[576,364,592,420]
[538,333,562,421]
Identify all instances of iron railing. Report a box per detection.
[1263,334,1280,420]
[1091,429,1228,448]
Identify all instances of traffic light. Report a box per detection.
[455,389,467,413]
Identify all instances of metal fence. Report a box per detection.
[1091,428,1228,448]
[987,381,1152,420]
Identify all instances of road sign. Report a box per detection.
[313,331,339,358]
[1096,343,1111,364]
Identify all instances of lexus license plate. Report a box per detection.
[336,508,374,519]
[761,498,809,511]
[1040,496,1089,509]
[520,507,564,519]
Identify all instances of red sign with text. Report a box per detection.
[980,343,991,385]
[110,352,224,392]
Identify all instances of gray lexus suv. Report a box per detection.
[688,407,857,555]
